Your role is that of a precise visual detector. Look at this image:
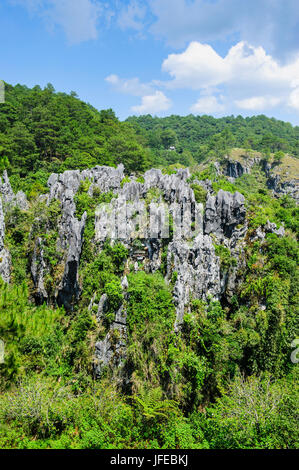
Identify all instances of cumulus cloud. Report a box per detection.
[150,0,299,60]
[105,74,153,97]
[12,0,299,61]
[162,42,230,89]
[162,41,299,91]
[161,41,299,113]
[131,91,172,114]
[288,88,299,110]
[106,40,299,116]
[235,96,282,111]
[11,0,104,43]
[106,74,172,115]
[191,95,225,114]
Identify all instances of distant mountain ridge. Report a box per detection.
[0,82,298,197]
[127,113,299,166]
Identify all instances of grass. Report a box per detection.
[270,154,299,182]
[228,148,263,163]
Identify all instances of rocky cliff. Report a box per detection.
[0,170,29,282]
[0,162,297,378]
[223,153,299,203]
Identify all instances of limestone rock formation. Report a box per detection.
[16,162,296,377]
[253,220,285,241]
[0,170,29,211]
[167,234,221,328]
[31,237,48,304]
[225,155,260,180]
[267,173,299,203]
[56,212,87,309]
[0,170,29,282]
[204,189,246,239]
[227,160,249,179]
[94,293,128,378]
[31,167,250,350]
[0,170,30,282]
[262,161,299,204]
[0,170,31,282]
[32,165,125,307]
[0,197,11,283]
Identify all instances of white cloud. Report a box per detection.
[191,95,225,114]
[288,88,299,110]
[48,0,102,44]
[150,0,299,60]
[106,40,299,116]
[235,96,281,111]
[105,74,153,97]
[131,91,172,114]
[162,41,299,112]
[106,74,172,115]
[163,41,299,91]
[12,0,299,61]
[150,0,234,48]
[11,0,104,44]
[162,42,229,89]
[117,0,146,31]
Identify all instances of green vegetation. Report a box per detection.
[1,82,298,196]
[128,114,299,166]
[0,83,298,449]
[191,183,207,204]
[214,245,237,269]
[0,82,151,196]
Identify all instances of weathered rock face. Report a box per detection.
[94,325,127,377]
[31,237,48,303]
[0,162,297,379]
[227,161,248,179]
[30,165,126,306]
[166,234,221,329]
[253,220,285,242]
[29,166,250,348]
[0,197,11,283]
[225,157,299,204]
[225,155,262,180]
[267,173,299,203]
[93,276,129,378]
[262,161,299,204]
[143,168,193,204]
[10,162,295,377]
[0,170,29,211]
[47,165,125,205]
[204,189,246,240]
[93,173,247,348]
[94,285,128,378]
[0,171,30,282]
[30,166,125,305]
[0,171,15,207]
[56,213,87,309]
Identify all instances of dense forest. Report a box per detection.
[0,83,298,450]
[127,114,299,171]
[1,82,298,194]
[0,83,150,194]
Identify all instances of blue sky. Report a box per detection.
[1,0,299,124]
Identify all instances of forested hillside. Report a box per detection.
[0,83,298,450]
[0,83,150,194]
[127,114,299,167]
[1,82,299,193]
